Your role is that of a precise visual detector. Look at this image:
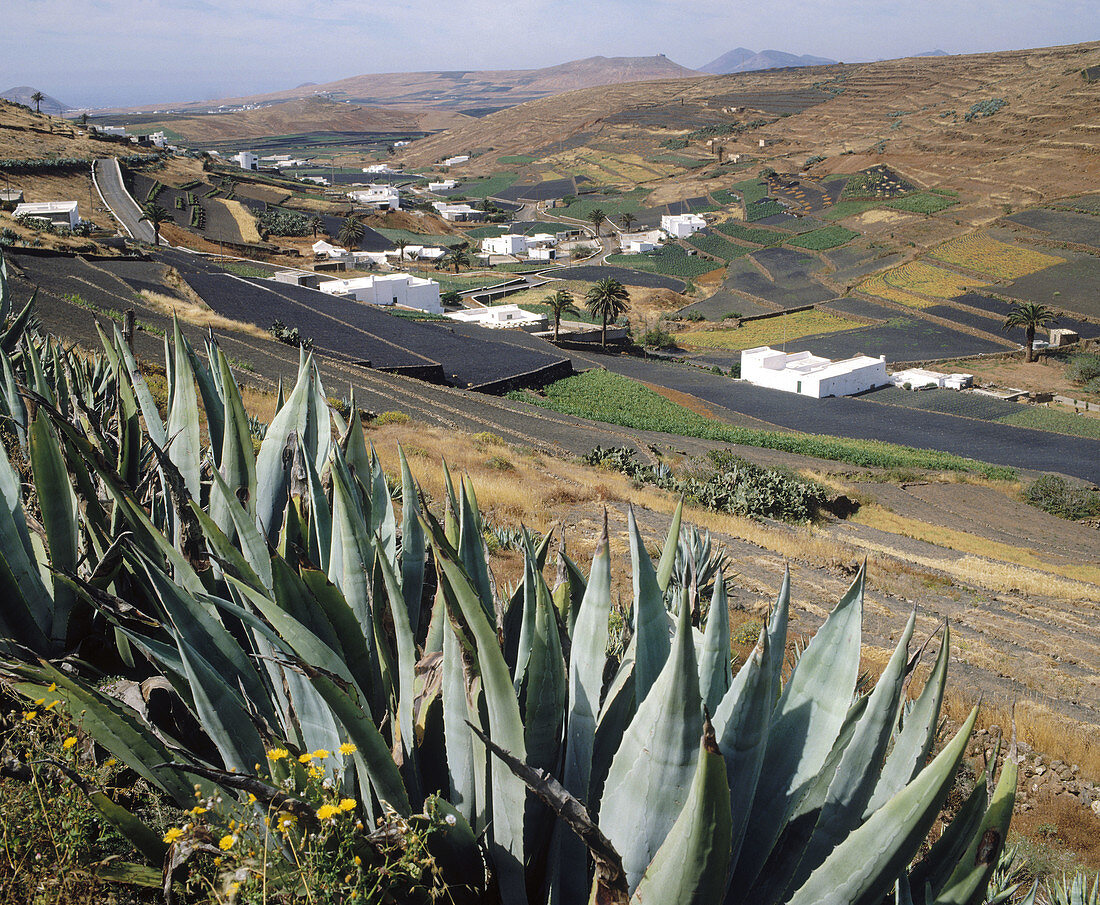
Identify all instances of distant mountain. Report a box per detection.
[915,50,950,57]
[1,86,69,115]
[700,49,837,74]
[107,56,704,116]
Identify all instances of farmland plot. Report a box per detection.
[886,192,959,214]
[787,225,860,250]
[929,233,1063,279]
[998,253,1100,320]
[883,261,987,299]
[783,317,1006,361]
[687,231,753,262]
[603,244,718,280]
[824,246,904,282]
[714,221,786,245]
[922,304,1006,336]
[723,255,834,306]
[679,308,868,351]
[1006,208,1100,249]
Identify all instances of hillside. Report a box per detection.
[399,41,1100,205]
[701,48,838,74]
[0,86,70,116]
[104,55,703,116]
[111,96,470,143]
[0,99,128,159]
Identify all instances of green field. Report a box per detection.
[730,178,768,206]
[886,193,959,214]
[786,226,860,250]
[714,222,786,245]
[375,228,468,248]
[820,198,886,221]
[496,154,537,165]
[559,188,649,222]
[508,369,1015,477]
[456,172,520,199]
[995,407,1100,440]
[686,233,753,262]
[605,244,719,279]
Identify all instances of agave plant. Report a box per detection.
[0,250,1018,904]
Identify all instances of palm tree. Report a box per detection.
[30,91,44,114]
[619,212,637,233]
[1003,302,1058,362]
[309,216,323,238]
[541,288,578,342]
[443,245,472,274]
[587,208,607,239]
[585,277,631,348]
[139,202,170,246]
[395,240,409,264]
[337,216,365,249]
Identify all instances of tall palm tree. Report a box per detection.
[395,240,409,264]
[1002,302,1058,362]
[619,212,637,233]
[337,216,365,249]
[541,288,578,342]
[139,202,170,246]
[30,91,44,114]
[443,245,472,274]
[585,277,630,348]
[587,208,607,239]
[309,216,323,238]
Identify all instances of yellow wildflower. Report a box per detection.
[248,793,257,804]
[298,752,312,764]
[276,814,296,833]
[219,834,235,851]
[163,827,184,844]
[23,711,36,721]
[338,742,357,756]
[62,737,77,749]
[267,748,288,761]
[189,806,207,816]
[47,683,56,692]
[33,698,45,706]
[316,803,340,820]
[311,749,330,761]
[338,798,356,813]
[44,701,59,712]
[105,758,117,767]
[308,765,323,779]
[354,855,362,866]
[228,882,240,895]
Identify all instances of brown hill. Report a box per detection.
[0,99,126,159]
[133,97,470,143]
[399,41,1100,205]
[105,55,702,116]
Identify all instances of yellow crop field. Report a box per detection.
[680,309,867,351]
[857,272,933,308]
[929,233,1064,279]
[885,261,986,298]
[544,147,680,184]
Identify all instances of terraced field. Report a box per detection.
[604,244,718,280]
[679,308,867,351]
[929,233,1063,280]
[787,225,860,250]
[999,254,1100,320]
[686,232,753,262]
[714,221,786,245]
[1006,208,1100,249]
[885,192,959,214]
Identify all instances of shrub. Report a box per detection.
[258,207,312,237]
[269,318,313,349]
[374,410,410,425]
[1022,474,1100,520]
[1065,352,1100,385]
[641,326,677,350]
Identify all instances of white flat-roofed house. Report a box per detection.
[441,155,470,167]
[14,201,80,230]
[433,201,481,222]
[740,346,888,398]
[622,230,663,253]
[447,305,546,330]
[234,151,258,171]
[364,164,394,174]
[94,125,127,137]
[428,179,458,192]
[482,234,528,255]
[312,240,349,259]
[529,246,556,261]
[526,233,558,247]
[388,245,447,263]
[891,368,973,390]
[317,273,442,314]
[348,184,400,210]
[660,213,707,238]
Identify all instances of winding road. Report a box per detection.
[93,157,160,244]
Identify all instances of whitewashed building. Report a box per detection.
[891,368,973,390]
[442,155,470,167]
[364,164,394,174]
[447,305,546,330]
[348,184,400,210]
[94,125,127,137]
[233,151,258,171]
[433,201,481,222]
[482,234,528,255]
[388,245,447,263]
[660,213,707,238]
[740,346,889,398]
[622,230,663,253]
[14,201,80,229]
[317,273,442,314]
[529,246,556,261]
[428,179,458,192]
[312,240,349,259]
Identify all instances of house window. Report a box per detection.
[796,381,802,394]
[392,296,398,305]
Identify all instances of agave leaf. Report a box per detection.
[300,443,331,572]
[255,355,311,540]
[931,749,1017,905]
[0,252,9,322]
[655,495,683,594]
[179,327,223,459]
[522,566,566,773]
[165,318,201,502]
[865,624,951,817]
[209,350,256,539]
[28,412,79,647]
[0,292,35,353]
[328,446,376,636]
[601,593,703,893]
[699,572,732,715]
[457,478,494,623]
[206,467,273,591]
[0,350,27,446]
[398,446,426,631]
[370,447,397,563]
[435,540,528,905]
[627,506,671,705]
[731,567,864,892]
[785,611,916,895]
[442,619,478,826]
[908,773,988,901]
[630,718,732,905]
[786,708,978,905]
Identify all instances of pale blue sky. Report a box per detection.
[4,0,1097,107]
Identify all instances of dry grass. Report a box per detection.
[139,290,270,340]
[852,504,1100,586]
[221,199,261,244]
[679,309,868,351]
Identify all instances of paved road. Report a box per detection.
[93,158,158,244]
[567,350,1100,483]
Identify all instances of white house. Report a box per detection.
[317,273,442,314]
[94,125,127,137]
[394,140,411,148]
[527,233,558,247]
[233,151,258,171]
[660,213,707,238]
[364,164,394,174]
[622,230,663,253]
[442,155,470,167]
[388,245,447,263]
[312,240,349,259]
[529,246,556,261]
[482,234,528,255]
[148,131,169,148]
[433,202,481,222]
[348,184,400,210]
[891,368,973,390]
[740,347,889,398]
[14,201,80,230]
[428,179,458,192]
[447,305,546,330]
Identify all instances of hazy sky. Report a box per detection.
[5,0,1098,107]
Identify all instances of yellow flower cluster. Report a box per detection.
[163,827,184,844]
